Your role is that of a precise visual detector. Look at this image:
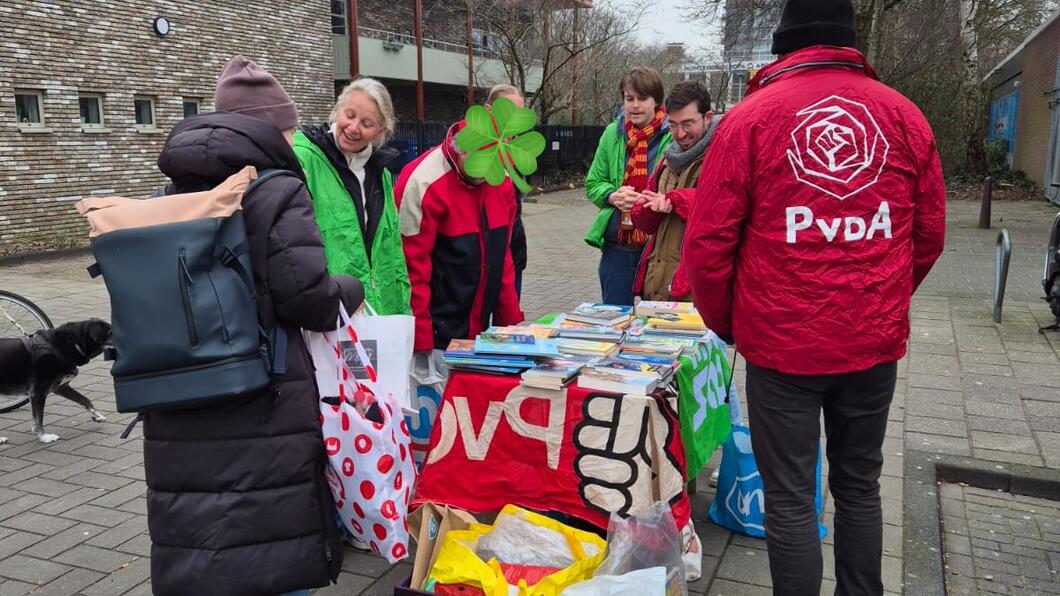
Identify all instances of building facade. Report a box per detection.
[0,0,334,253]
[332,0,561,122]
[986,9,1060,203]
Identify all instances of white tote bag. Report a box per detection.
[345,302,415,411]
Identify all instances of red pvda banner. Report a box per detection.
[413,371,691,530]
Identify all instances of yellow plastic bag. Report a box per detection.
[427,505,607,596]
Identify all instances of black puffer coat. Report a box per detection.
[143,112,364,596]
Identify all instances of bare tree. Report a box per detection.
[449,0,647,123]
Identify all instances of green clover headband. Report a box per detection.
[454,97,546,193]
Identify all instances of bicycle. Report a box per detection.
[0,290,53,412]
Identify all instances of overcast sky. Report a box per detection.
[622,0,723,56]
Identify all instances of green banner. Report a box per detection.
[676,338,733,481]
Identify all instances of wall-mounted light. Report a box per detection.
[153,17,171,37]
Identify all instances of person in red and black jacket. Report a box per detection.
[683,0,945,593]
[395,121,524,355]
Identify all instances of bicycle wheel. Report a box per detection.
[0,290,53,412]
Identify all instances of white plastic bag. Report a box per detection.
[680,520,703,581]
[562,567,667,596]
[597,502,687,596]
[347,302,415,410]
[476,512,602,568]
[407,349,448,465]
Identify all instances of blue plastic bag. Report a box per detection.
[707,425,827,539]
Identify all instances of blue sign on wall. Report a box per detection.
[989,91,1020,164]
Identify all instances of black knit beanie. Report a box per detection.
[771,0,857,55]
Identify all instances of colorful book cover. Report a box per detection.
[634,301,698,317]
[646,312,706,330]
[555,338,620,356]
[566,303,634,325]
[475,333,560,358]
[487,325,558,339]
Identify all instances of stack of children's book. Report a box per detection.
[578,356,677,396]
[520,358,588,390]
[443,339,537,375]
[441,301,709,393]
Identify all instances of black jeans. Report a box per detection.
[745,360,896,596]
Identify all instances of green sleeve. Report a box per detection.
[585,125,618,209]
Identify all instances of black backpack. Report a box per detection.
[77,167,292,413]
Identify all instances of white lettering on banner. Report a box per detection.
[425,386,566,469]
[786,201,892,244]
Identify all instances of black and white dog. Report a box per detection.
[0,319,111,443]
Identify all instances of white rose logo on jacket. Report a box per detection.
[786,95,890,201]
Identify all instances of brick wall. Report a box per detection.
[0,0,333,254]
[1012,17,1059,187]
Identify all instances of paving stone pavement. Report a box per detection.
[0,192,1057,595]
[939,483,1060,595]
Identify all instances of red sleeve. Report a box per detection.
[398,171,441,352]
[912,141,946,290]
[494,183,524,324]
[666,187,697,221]
[682,123,750,340]
[631,200,665,234]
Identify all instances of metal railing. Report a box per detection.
[385,120,607,175]
[360,26,499,60]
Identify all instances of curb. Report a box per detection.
[0,245,92,267]
[902,449,1060,595]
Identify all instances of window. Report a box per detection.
[134,95,156,128]
[79,93,104,128]
[14,90,44,127]
[182,98,200,118]
[331,0,346,34]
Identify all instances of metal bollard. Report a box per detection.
[979,176,993,230]
[994,228,1011,323]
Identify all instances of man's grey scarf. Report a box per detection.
[664,114,722,176]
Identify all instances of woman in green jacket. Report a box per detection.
[584,67,672,306]
[293,78,411,315]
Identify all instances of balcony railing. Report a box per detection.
[360,26,500,60]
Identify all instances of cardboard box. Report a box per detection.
[407,502,478,590]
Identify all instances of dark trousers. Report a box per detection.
[745,360,896,596]
[598,245,643,306]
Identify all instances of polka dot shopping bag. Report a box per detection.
[314,304,416,563]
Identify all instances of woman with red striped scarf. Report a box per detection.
[584,67,672,306]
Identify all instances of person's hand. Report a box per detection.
[644,191,673,213]
[608,186,640,211]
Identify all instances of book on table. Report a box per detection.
[645,312,707,331]
[590,357,676,381]
[443,339,536,371]
[577,368,660,395]
[474,331,560,358]
[634,301,698,318]
[565,303,634,327]
[552,320,625,342]
[554,338,620,358]
[520,358,587,390]
[489,325,558,339]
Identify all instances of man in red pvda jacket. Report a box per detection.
[683,0,945,593]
